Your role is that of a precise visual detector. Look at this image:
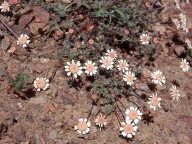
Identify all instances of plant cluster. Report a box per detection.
[8,73,29,92]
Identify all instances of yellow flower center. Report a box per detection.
[151,97,159,106]
[181,62,187,68]
[69,64,79,74]
[19,37,27,44]
[77,121,87,131]
[36,79,46,89]
[108,52,115,58]
[124,124,133,134]
[142,36,148,42]
[126,75,133,82]
[129,111,138,120]
[156,74,163,81]
[103,59,111,67]
[97,117,105,124]
[86,64,94,72]
[172,89,178,96]
[119,62,126,69]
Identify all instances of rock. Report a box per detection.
[6,114,15,127]
[174,45,185,56]
[140,83,150,91]
[13,124,26,142]
[18,13,35,28]
[29,23,47,35]
[58,90,77,105]
[49,130,58,140]
[45,0,54,2]
[39,58,50,63]
[91,106,99,115]
[156,84,166,91]
[43,88,52,95]
[179,115,192,127]
[163,46,173,56]
[135,83,149,91]
[19,6,31,15]
[175,134,190,144]
[57,139,69,144]
[44,104,56,113]
[32,6,50,24]
[0,68,5,77]
[142,68,152,78]
[152,25,166,34]
[33,133,41,144]
[42,25,50,32]
[33,65,42,73]
[63,108,73,124]
[20,142,29,144]
[1,37,10,51]
[72,110,81,124]
[19,6,50,28]
[51,84,58,97]
[61,0,72,3]
[179,90,187,98]
[29,95,47,105]
[9,0,18,5]
[0,123,7,138]
[16,103,22,108]
[10,25,30,37]
[26,113,34,122]
[55,123,63,129]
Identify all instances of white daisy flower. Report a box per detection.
[105,49,117,60]
[74,118,91,134]
[140,34,150,45]
[123,71,136,86]
[180,59,190,72]
[65,60,83,78]
[125,106,142,124]
[148,93,161,111]
[172,18,180,29]
[34,77,49,91]
[95,115,107,130]
[0,1,10,12]
[99,56,114,70]
[185,39,192,49]
[120,119,138,139]
[83,60,98,76]
[151,70,166,86]
[117,60,129,72]
[17,34,30,48]
[170,85,180,101]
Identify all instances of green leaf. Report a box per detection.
[114,7,129,21]
[8,73,29,92]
